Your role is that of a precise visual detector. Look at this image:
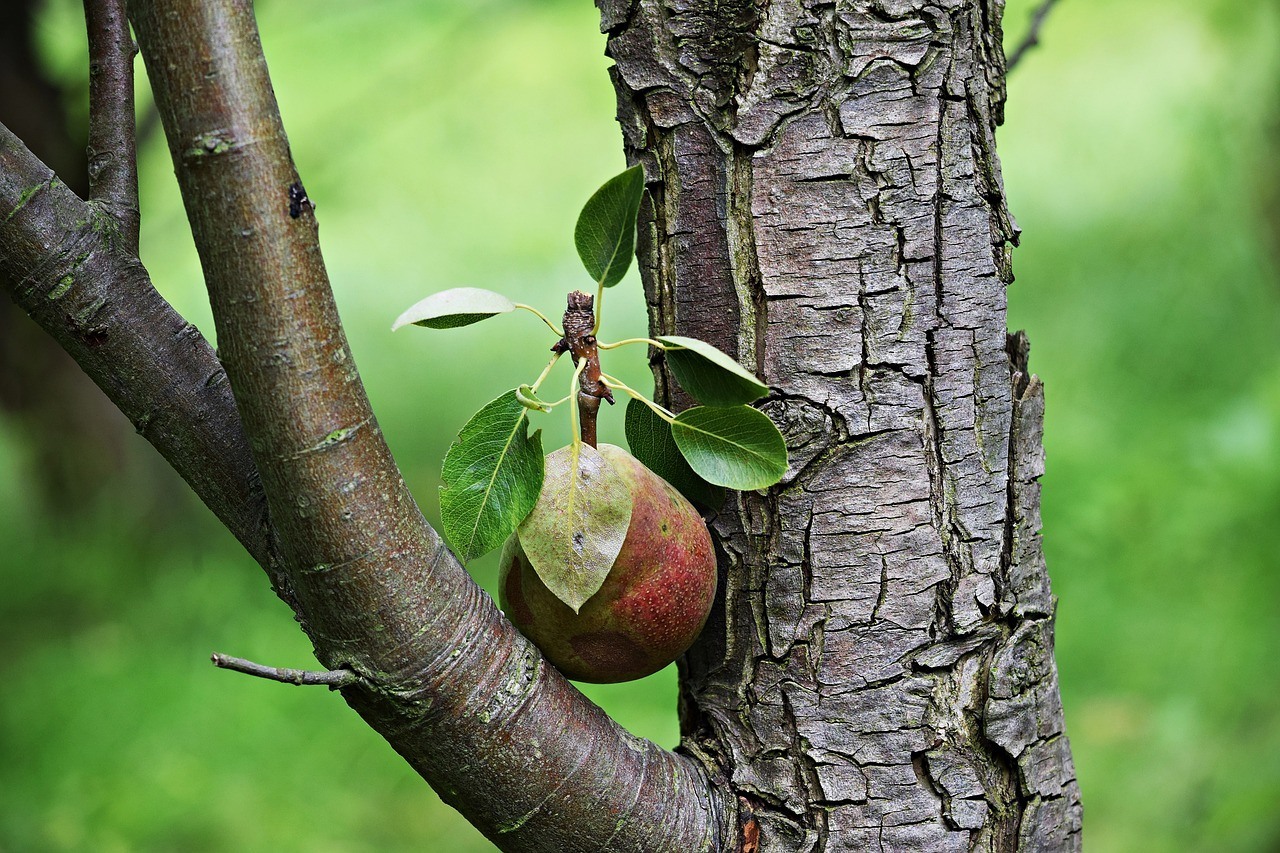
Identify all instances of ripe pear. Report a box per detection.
[499,444,717,683]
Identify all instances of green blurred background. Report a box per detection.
[1,0,1277,849]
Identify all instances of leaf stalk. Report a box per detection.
[529,351,562,392]
[601,374,675,422]
[513,302,563,335]
[598,337,667,351]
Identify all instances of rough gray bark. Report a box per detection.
[603,0,1083,849]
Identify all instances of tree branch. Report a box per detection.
[0,123,284,592]
[125,1,727,849]
[211,652,358,688]
[1006,0,1060,72]
[83,0,140,251]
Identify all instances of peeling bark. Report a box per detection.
[604,0,1082,849]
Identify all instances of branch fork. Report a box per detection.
[83,0,140,251]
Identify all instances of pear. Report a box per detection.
[500,444,717,683]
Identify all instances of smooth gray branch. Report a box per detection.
[83,0,140,250]
[211,652,358,688]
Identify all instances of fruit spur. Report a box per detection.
[393,165,786,682]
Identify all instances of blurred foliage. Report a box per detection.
[1,0,1278,850]
[1002,0,1280,849]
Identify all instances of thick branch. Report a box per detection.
[126,2,724,849]
[0,122,280,582]
[83,0,140,251]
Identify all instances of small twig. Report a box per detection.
[1006,0,1060,72]
[83,0,140,251]
[211,652,358,689]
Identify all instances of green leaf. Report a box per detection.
[670,406,788,490]
[392,287,515,330]
[517,443,633,612]
[658,335,769,406]
[516,384,552,413]
[440,391,544,563]
[624,397,724,510]
[574,165,645,288]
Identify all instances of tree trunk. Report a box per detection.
[604,0,1083,848]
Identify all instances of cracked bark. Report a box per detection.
[603,0,1082,849]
